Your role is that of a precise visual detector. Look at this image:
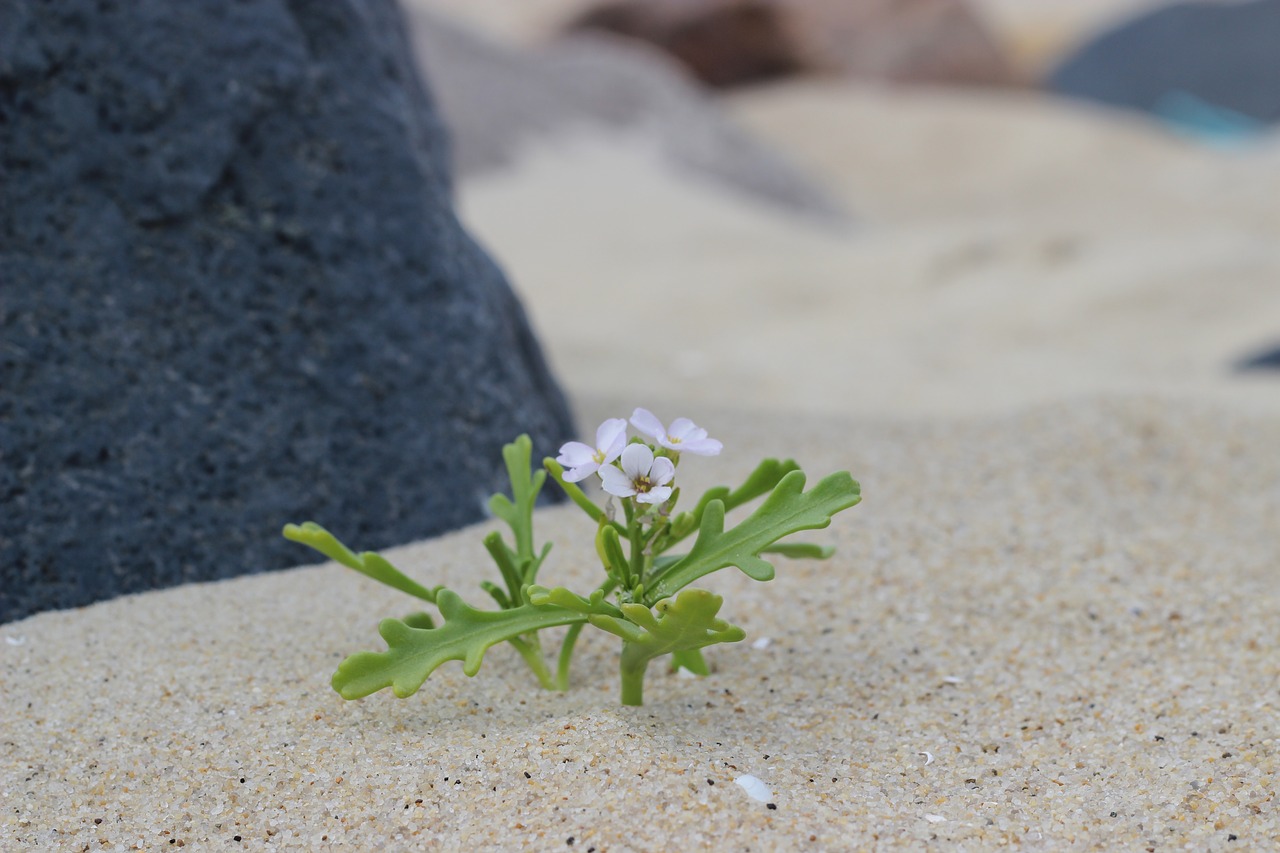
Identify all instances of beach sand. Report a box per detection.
[3,397,1278,849]
[4,7,1280,851]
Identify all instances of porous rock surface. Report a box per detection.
[0,0,575,624]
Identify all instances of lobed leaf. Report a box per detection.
[331,589,587,699]
[526,585,624,619]
[283,522,438,603]
[665,458,801,545]
[591,588,744,656]
[647,470,860,602]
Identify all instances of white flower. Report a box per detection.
[556,418,627,483]
[630,408,722,456]
[599,444,675,505]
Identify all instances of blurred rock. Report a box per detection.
[0,0,575,624]
[1236,344,1280,371]
[564,0,1019,89]
[1048,0,1280,129]
[404,7,845,219]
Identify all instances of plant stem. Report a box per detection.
[629,520,645,592]
[554,623,585,691]
[509,636,555,690]
[619,642,650,706]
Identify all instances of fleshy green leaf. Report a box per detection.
[331,589,587,699]
[283,522,438,603]
[488,435,545,563]
[760,542,836,560]
[544,457,609,526]
[647,470,860,602]
[670,648,709,675]
[665,458,801,545]
[592,588,744,655]
[401,612,435,630]
[527,585,624,619]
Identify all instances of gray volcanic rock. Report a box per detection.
[0,0,575,624]
[403,7,845,220]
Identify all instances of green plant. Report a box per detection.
[284,410,861,706]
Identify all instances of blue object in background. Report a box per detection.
[1154,91,1267,144]
[1048,0,1280,138]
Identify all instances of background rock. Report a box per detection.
[564,0,1019,89]
[1048,0,1280,128]
[0,0,574,624]
[403,7,844,219]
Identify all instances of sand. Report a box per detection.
[4,397,1278,849]
[5,7,1280,851]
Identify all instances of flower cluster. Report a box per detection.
[555,408,722,506]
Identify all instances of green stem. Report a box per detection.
[555,623,586,691]
[629,519,645,593]
[619,641,650,706]
[509,636,555,690]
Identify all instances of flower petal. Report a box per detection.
[677,437,723,456]
[562,462,599,483]
[666,417,698,441]
[596,418,628,463]
[598,464,636,497]
[629,408,666,442]
[556,441,597,468]
[649,456,675,486]
[619,443,654,480]
[636,485,673,505]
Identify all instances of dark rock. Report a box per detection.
[0,0,575,624]
[1236,344,1280,371]
[564,0,1019,90]
[402,8,845,220]
[1048,1,1280,128]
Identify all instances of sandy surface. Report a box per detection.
[4,397,1279,849]
[5,7,1280,850]
[455,89,1280,420]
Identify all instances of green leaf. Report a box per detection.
[331,589,587,699]
[543,457,608,525]
[402,612,435,630]
[647,470,860,602]
[594,588,744,656]
[665,458,801,546]
[760,542,836,560]
[527,585,624,619]
[489,434,545,564]
[485,436,555,604]
[283,522,438,603]
[670,648,709,675]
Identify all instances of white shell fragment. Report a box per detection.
[924,814,947,823]
[734,774,772,802]
[919,751,935,765]
[4,635,26,646]
[751,637,772,650]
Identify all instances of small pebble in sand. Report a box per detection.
[735,774,772,803]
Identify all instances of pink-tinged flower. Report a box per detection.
[556,418,628,483]
[599,444,675,505]
[630,408,722,456]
